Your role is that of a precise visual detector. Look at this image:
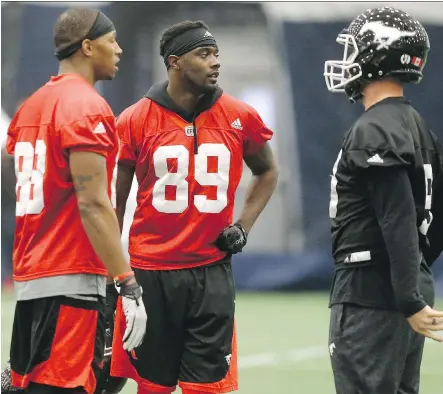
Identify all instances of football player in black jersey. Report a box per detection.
[324,6,443,394]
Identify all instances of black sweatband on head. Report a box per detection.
[55,11,115,61]
[163,27,217,67]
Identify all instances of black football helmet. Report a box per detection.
[324,7,430,102]
[94,328,128,394]
[1,360,13,393]
[1,361,22,394]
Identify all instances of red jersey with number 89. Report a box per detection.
[7,74,119,282]
[117,82,273,270]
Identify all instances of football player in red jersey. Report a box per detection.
[5,8,147,394]
[109,21,279,394]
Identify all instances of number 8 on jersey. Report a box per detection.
[15,140,47,217]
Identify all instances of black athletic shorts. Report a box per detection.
[10,295,106,394]
[329,303,425,394]
[111,259,238,393]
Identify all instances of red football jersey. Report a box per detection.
[7,74,119,282]
[118,93,273,270]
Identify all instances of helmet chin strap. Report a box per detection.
[345,79,366,103]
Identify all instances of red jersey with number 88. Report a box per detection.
[117,83,273,270]
[7,74,119,282]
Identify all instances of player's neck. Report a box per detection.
[167,78,202,114]
[362,80,404,111]
[58,60,96,86]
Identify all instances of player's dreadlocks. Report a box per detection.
[53,8,99,55]
[159,20,210,57]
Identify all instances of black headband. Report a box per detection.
[55,11,115,61]
[163,28,217,67]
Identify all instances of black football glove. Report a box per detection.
[215,223,248,254]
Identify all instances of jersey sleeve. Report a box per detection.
[243,106,273,156]
[344,120,415,172]
[366,166,426,316]
[116,108,137,166]
[60,115,116,157]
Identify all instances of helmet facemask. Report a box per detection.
[324,34,363,93]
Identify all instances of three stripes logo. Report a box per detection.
[231,118,242,130]
[93,122,106,134]
[367,153,384,164]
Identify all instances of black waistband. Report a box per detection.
[335,250,424,271]
[335,250,388,271]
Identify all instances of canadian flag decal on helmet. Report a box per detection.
[412,56,424,68]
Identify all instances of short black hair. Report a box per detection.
[53,8,99,55]
[159,20,210,57]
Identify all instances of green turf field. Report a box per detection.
[2,292,442,393]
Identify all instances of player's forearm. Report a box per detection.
[116,163,135,233]
[384,218,426,317]
[237,168,278,233]
[368,167,427,316]
[79,197,132,278]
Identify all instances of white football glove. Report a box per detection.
[117,277,147,352]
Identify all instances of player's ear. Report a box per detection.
[81,39,93,58]
[168,55,180,70]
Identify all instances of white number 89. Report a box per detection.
[152,143,231,214]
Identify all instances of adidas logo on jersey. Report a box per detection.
[367,154,384,164]
[204,31,213,38]
[231,118,242,130]
[93,122,106,134]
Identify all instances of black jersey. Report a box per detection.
[330,97,443,265]
[329,97,443,315]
